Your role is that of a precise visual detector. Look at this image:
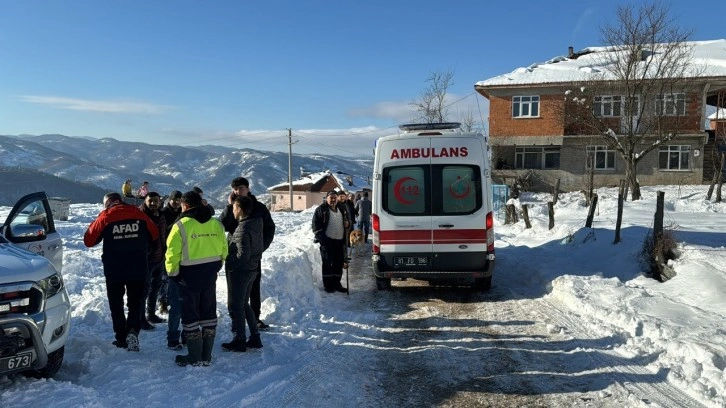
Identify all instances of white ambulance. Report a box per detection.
[371,123,495,290]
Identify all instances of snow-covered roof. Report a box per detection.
[329,170,371,192]
[708,108,726,120]
[476,39,726,88]
[266,170,371,193]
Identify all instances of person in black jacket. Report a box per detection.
[221,196,264,352]
[312,191,350,293]
[219,177,276,330]
[138,192,167,330]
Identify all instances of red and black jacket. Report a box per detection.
[84,203,160,282]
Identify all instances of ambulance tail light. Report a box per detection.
[486,211,495,253]
[372,213,380,254]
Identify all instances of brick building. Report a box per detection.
[475,39,726,192]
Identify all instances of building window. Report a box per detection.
[655,93,686,116]
[593,95,640,117]
[512,96,539,118]
[586,145,616,170]
[593,95,622,117]
[515,147,560,169]
[659,145,690,170]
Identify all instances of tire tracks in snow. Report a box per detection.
[512,287,710,408]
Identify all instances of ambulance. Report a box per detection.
[371,122,495,290]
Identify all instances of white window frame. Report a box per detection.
[593,95,623,117]
[586,145,616,170]
[512,96,540,118]
[658,145,690,170]
[593,95,641,117]
[655,93,686,116]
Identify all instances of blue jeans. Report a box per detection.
[166,280,183,342]
[358,219,371,242]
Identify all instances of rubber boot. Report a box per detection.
[201,327,216,366]
[175,331,202,366]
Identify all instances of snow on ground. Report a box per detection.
[0,185,724,407]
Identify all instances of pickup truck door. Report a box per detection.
[1,192,64,273]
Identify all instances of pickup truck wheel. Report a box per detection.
[27,346,64,379]
[376,277,391,290]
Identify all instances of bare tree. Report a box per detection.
[410,70,454,124]
[459,107,479,132]
[562,1,694,200]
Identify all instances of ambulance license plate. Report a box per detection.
[0,352,32,372]
[394,257,428,267]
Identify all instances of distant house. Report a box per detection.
[475,39,726,192]
[266,170,371,212]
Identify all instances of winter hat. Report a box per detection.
[326,190,338,197]
[169,190,182,199]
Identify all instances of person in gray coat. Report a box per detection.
[221,196,264,352]
[354,191,372,243]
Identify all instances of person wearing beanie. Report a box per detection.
[165,191,228,366]
[83,192,159,351]
[193,186,216,216]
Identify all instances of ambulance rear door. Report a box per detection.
[377,136,433,271]
[429,135,488,273]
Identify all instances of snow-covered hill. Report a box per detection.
[0,134,373,206]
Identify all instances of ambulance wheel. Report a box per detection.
[376,277,391,290]
[473,277,492,291]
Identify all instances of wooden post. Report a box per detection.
[506,204,518,224]
[614,189,624,244]
[522,204,532,229]
[585,193,598,228]
[548,201,555,230]
[552,178,560,205]
[654,191,665,241]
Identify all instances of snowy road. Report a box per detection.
[256,252,708,408]
[3,190,722,407]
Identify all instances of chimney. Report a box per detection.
[568,46,574,58]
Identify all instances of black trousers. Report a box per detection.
[251,261,262,320]
[320,238,345,290]
[143,261,164,315]
[226,266,259,339]
[106,280,144,342]
[179,281,217,334]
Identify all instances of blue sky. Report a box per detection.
[1,1,725,157]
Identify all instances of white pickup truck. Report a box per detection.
[0,192,70,378]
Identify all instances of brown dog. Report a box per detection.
[349,229,365,257]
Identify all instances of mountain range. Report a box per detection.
[0,134,373,207]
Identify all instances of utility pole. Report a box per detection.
[287,128,294,212]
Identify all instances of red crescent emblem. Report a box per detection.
[393,177,416,205]
[449,177,471,199]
